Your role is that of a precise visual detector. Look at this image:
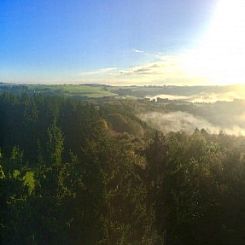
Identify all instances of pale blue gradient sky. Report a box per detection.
[0,0,216,83]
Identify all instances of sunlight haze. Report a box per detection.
[0,0,244,85]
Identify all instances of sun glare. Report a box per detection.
[180,0,245,85]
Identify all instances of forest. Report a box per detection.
[1,91,245,245]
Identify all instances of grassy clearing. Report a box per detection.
[27,84,116,97]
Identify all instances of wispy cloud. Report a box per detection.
[79,67,117,76]
[147,91,245,103]
[119,63,162,76]
[132,48,145,53]
[77,52,209,85]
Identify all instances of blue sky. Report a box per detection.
[0,0,216,84]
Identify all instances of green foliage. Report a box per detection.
[22,171,35,194]
[47,121,64,165]
[1,93,245,244]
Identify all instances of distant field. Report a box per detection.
[27,84,116,98]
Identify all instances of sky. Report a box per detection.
[1,0,244,85]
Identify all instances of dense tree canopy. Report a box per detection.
[1,93,245,244]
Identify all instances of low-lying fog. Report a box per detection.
[146,91,245,103]
[140,111,245,136]
[140,87,245,136]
